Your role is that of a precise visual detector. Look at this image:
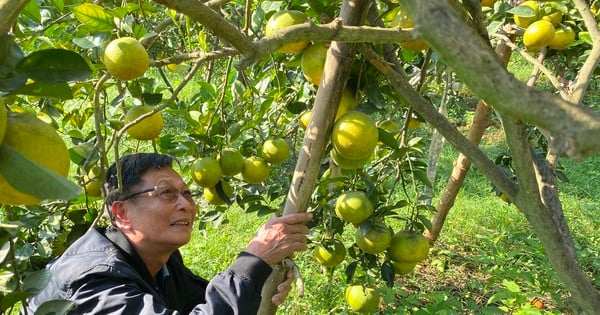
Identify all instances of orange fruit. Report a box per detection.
[330,147,371,170]
[191,157,222,188]
[203,181,233,205]
[0,112,70,205]
[124,105,164,140]
[523,20,556,50]
[482,0,497,7]
[335,191,373,225]
[265,10,309,53]
[218,148,244,176]
[261,138,290,164]
[389,230,430,263]
[391,260,417,275]
[345,285,380,313]
[314,238,346,267]
[241,156,270,184]
[299,110,312,130]
[355,221,392,254]
[548,25,575,50]
[331,111,378,161]
[391,10,428,51]
[514,1,540,28]
[301,42,328,85]
[103,37,149,80]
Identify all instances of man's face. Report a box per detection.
[115,167,197,252]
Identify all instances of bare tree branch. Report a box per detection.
[400,0,600,160]
[153,0,255,54]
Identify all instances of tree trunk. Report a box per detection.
[399,1,600,312]
[501,113,600,314]
[0,0,29,34]
[424,29,514,243]
[257,1,369,314]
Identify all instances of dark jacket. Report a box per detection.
[24,226,273,314]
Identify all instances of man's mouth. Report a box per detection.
[170,220,190,227]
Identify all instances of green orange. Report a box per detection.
[331,111,378,161]
[191,157,222,188]
[265,10,309,53]
[0,112,70,205]
[335,191,373,225]
[103,37,149,80]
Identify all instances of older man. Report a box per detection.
[25,153,311,314]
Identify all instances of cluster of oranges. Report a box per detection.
[511,1,575,51]
[190,138,290,205]
[314,188,431,312]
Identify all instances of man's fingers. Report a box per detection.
[272,212,312,225]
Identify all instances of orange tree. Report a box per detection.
[0,0,599,314]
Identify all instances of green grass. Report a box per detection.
[180,141,600,314]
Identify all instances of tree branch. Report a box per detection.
[400,0,600,160]
[358,44,518,198]
[237,21,413,69]
[0,0,29,34]
[153,0,255,54]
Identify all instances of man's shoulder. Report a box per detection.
[48,227,126,274]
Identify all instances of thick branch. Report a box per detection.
[359,44,518,199]
[237,22,413,69]
[258,1,370,314]
[0,0,29,34]
[401,0,600,160]
[153,0,255,54]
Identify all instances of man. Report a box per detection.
[25,153,311,314]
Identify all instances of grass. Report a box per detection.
[180,138,600,314]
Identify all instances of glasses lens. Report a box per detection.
[157,187,196,204]
[181,190,196,204]
[158,187,180,203]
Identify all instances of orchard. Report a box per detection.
[0,0,599,314]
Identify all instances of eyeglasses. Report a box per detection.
[121,186,197,204]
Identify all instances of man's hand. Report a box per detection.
[245,212,312,265]
[271,270,294,305]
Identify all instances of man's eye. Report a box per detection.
[160,188,180,198]
[182,190,193,198]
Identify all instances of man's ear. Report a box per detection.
[112,201,132,229]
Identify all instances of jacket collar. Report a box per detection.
[102,226,157,286]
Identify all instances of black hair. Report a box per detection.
[104,153,174,219]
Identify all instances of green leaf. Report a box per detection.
[0,144,82,201]
[12,81,73,99]
[380,261,395,288]
[51,0,65,12]
[0,290,31,312]
[71,3,115,32]
[23,269,52,294]
[417,214,433,233]
[16,49,92,83]
[72,33,111,49]
[502,279,521,293]
[507,5,536,18]
[22,0,41,23]
[142,93,163,106]
[0,35,27,93]
[34,299,75,315]
[345,261,358,284]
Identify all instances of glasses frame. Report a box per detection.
[120,186,197,204]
